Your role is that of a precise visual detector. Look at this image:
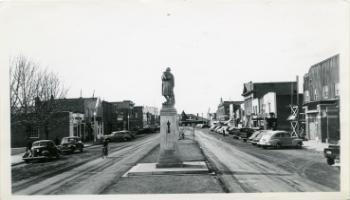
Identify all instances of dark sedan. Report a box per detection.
[59,136,84,154]
[23,140,60,163]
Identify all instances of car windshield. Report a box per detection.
[33,141,52,147]
[61,137,78,144]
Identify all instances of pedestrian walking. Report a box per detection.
[24,138,33,158]
[102,139,109,159]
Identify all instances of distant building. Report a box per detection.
[110,100,135,131]
[133,106,159,130]
[303,55,339,143]
[242,81,302,130]
[216,98,243,124]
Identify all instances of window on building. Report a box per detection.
[304,90,310,102]
[314,89,318,101]
[323,86,329,99]
[268,103,271,113]
[30,127,39,138]
[335,83,339,97]
[253,106,258,114]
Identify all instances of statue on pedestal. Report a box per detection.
[162,67,175,106]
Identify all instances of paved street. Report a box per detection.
[12,133,160,195]
[11,128,340,194]
[195,129,340,192]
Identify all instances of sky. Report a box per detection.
[1,0,347,114]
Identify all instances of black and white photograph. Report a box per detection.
[0,0,349,200]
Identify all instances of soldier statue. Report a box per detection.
[162,67,175,105]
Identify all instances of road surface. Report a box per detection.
[12,133,160,195]
[195,129,340,192]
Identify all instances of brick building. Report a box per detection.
[10,97,106,147]
[303,55,339,143]
[111,100,135,131]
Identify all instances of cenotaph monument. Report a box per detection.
[156,67,183,168]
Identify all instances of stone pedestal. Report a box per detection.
[156,105,183,168]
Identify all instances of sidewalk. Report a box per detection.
[103,128,224,194]
[11,142,95,166]
[302,140,330,152]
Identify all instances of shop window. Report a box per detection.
[304,90,310,102]
[335,83,339,97]
[323,86,329,99]
[314,89,318,101]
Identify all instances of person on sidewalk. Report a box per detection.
[102,139,109,159]
[24,138,33,158]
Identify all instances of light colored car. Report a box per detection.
[214,126,222,133]
[248,130,265,143]
[258,130,303,149]
[218,126,229,135]
[251,130,269,146]
[209,125,217,131]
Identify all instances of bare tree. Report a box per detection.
[10,55,68,139]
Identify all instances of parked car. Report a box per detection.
[251,130,269,146]
[229,127,241,139]
[217,126,229,135]
[209,125,217,131]
[196,124,204,128]
[23,140,61,163]
[59,136,84,154]
[239,127,258,142]
[258,130,303,149]
[248,130,265,143]
[202,124,210,128]
[104,130,135,142]
[214,125,222,133]
[324,144,340,165]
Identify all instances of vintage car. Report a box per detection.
[324,144,340,165]
[251,130,269,146]
[239,127,259,142]
[248,130,266,144]
[209,125,218,132]
[59,136,84,154]
[217,126,229,135]
[104,130,136,142]
[258,130,303,149]
[23,140,60,162]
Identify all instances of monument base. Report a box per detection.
[156,150,183,168]
[156,105,183,168]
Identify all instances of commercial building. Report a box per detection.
[133,106,159,130]
[303,55,339,143]
[242,81,302,131]
[216,98,243,125]
[111,100,135,131]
